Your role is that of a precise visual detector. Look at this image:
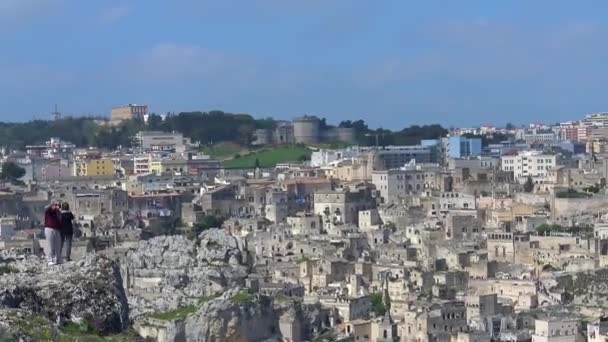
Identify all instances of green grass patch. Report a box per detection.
[149,294,219,321]
[201,142,246,160]
[274,294,291,302]
[0,265,18,275]
[149,305,197,321]
[223,145,312,168]
[9,314,140,342]
[14,315,55,341]
[196,294,218,305]
[297,256,310,263]
[231,291,255,304]
[61,322,97,335]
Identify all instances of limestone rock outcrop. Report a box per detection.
[0,252,129,337]
[552,268,608,307]
[124,229,252,318]
[184,288,332,342]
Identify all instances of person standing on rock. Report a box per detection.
[44,201,62,266]
[59,202,75,262]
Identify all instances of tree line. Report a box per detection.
[0,111,453,151]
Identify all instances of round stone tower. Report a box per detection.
[293,116,321,144]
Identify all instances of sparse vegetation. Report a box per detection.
[148,294,218,321]
[61,321,97,335]
[231,291,255,304]
[0,265,18,275]
[370,292,387,317]
[536,223,593,237]
[273,294,290,302]
[583,184,602,193]
[312,330,337,342]
[187,215,226,240]
[297,256,310,263]
[149,305,197,321]
[556,189,592,199]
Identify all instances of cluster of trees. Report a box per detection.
[0,112,274,150]
[149,111,276,146]
[339,120,448,146]
[0,162,25,183]
[0,117,147,151]
[555,189,592,199]
[187,215,225,240]
[369,292,389,317]
[536,223,593,237]
[1,111,511,151]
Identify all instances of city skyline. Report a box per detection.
[2,1,608,126]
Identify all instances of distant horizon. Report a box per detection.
[0,109,541,130]
[2,1,608,126]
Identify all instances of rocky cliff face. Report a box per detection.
[553,268,608,307]
[125,229,252,318]
[0,251,129,339]
[183,288,330,342]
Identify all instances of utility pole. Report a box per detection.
[51,104,61,120]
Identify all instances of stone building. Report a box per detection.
[314,187,376,226]
[400,301,468,342]
[110,104,147,122]
[531,317,579,342]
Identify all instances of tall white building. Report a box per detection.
[501,152,556,181]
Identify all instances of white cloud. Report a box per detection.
[98,4,132,25]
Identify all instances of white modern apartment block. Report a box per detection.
[134,155,151,174]
[532,318,578,342]
[501,152,556,182]
[310,148,361,167]
[134,131,186,153]
[515,128,559,144]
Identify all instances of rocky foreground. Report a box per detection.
[0,252,133,341]
[0,229,333,341]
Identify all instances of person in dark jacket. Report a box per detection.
[44,201,62,266]
[60,202,75,262]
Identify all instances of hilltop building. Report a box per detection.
[252,116,356,146]
[110,104,148,122]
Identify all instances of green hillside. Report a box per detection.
[223,145,312,168]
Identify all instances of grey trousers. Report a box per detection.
[45,228,62,263]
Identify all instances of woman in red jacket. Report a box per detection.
[44,201,62,266]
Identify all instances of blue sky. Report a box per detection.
[1,0,608,127]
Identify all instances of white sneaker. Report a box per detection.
[48,261,56,266]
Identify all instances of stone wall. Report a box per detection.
[551,196,608,219]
